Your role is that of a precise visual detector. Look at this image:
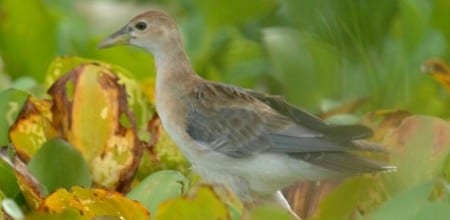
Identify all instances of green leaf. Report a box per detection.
[0,159,20,199]
[0,89,29,146]
[311,176,384,220]
[250,204,293,220]
[153,186,229,220]
[383,116,450,193]
[128,170,189,214]
[371,181,450,220]
[27,138,91,195]
[415,202,450,220]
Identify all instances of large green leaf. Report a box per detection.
[0,89,28,146]
[371,181,450,220]
[27,138,91,196]
[128,170,189,214]
[383,115,450,193]
[310,115,450,219]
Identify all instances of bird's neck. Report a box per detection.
[154,45,193,74]
[152,44,198,96]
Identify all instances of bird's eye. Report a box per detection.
[135,21,147,30]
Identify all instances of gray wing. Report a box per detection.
[187,83,360,157]
[186,82,392,173]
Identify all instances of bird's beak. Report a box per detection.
[98,25,131,49]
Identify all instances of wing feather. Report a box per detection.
[185,81,391,172]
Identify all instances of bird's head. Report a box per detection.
[98,10,181,55]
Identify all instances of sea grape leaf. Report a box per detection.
[45,56,153,142]
[371,181,450,220]
[383,115,450,192]
[127,170,188,214]
[9,97,56,162]
[310,114,450,219]
[153,185,229,220]
[27,138,91,196]
[48,63,142,192]
[29,186,149,220]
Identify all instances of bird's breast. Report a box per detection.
[155,89,209,160]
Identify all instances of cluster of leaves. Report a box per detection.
[0,0,450,219]
[0,57,255,219]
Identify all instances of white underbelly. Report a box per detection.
[184,141,338,202]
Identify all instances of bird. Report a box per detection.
[98,9,395,218]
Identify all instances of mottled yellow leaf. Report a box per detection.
[9,97,56,162]
[48,63,142,192]
[33,186,149,220]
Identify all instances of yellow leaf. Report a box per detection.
[31,186,149,220]
[48,63,142,192]
[9,97,57,162]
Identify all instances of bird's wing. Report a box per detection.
[186,82,370,158]
[246,90,373,141]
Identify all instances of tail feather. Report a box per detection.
[292,152,396,174]
[324,125,373,140]
[352,140,388,152]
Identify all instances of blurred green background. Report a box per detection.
[2,0,450,219]
[1,0,450,117]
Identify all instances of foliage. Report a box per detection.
[27,186,150,220]
[0,89,28,146]
[0,0,450,219]
[128,170,189,214]
[27,138,91,196]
